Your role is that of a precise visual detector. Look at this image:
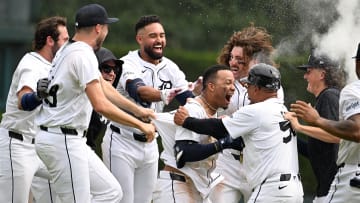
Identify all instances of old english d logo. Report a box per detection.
[158,79,172,90]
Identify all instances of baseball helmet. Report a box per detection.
[352,43,360,59]
[241,63,281,90]
[297,48,339,70]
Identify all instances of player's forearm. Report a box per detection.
[296,124,340,143]
[137,86,161,102]
[102,78,141,114]
[98,101,144,130]
[316,117,360,142]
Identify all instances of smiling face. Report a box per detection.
[100,60,118,85]
[136,22,166,64]
[303,67,326,96]
[210,69,235,109]
[228,46,249,80]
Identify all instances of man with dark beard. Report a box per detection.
[101,15,201,203]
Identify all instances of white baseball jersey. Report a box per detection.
[35,41,100,130]
[1,52,51,137]
[102,50,190,203]
[0,52,57,203]
[153,99,223,199]
[222,98,299,189]
[337,80,360,165]
[118,50,189,112]
[323,80,360,203]
[34,41,122,203]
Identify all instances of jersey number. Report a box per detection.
[44,84,59,107]
[279,120,296,144]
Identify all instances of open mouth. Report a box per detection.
[154,44,163,52]
[230,67,239,72]
[225,94,233,102]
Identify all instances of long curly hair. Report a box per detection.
[217,25,275,67]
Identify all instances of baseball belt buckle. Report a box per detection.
[239,151,243,163]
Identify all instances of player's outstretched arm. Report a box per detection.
[87,79,156,142]
[291,100,360,142]
[284,112,340,143]
[174,106,228,139]
[100,77,155,120]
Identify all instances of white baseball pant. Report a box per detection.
[35,130,122,203]
[0,128,56,203]
[248,173,303,203]
[102,127,159,203]
[324,164,360,203]
[152,171,211,203]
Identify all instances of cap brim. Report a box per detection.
[115,59,124,66]
[239,77,250,84]
[105,18,119,24]
[296,65,311,70]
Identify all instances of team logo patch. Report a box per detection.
[345,101,359,112]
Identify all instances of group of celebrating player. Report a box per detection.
[1,3,360,203]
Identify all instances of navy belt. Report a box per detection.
[337,163,360,169]
[169,172,186,182]
[110,124,147,142]
[9,131,35,144]
[40,125,86,137]
[232,153,240,160]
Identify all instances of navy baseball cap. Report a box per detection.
[241,63,281,90]
[75,4,118,28]
[95,47,123,67]
[297,49,339,70]
[352,43,360,59]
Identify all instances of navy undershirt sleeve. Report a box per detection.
[175,90,194,105]
[175,140,218,162]
[182,117,228,139]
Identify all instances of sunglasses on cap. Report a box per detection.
[100,64,120,74]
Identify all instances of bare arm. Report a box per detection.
[87,79,155,142]
[284,112,340,143]
[290,100,360,142]
[137,86,162,102]
[100,77,155,120]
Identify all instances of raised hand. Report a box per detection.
[160,88,182,105]
[290,100,320,125]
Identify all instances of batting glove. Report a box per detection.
[215,135,245,152]
[160,88,182,105]
[36,77,49,100]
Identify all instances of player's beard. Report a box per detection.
[144,44,163,60]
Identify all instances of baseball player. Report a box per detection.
[0,16,68,203]
[152,64,245,203]
[101,15,201,203]
[289,43,360,202]
[213,26,283,203]
[34,4,155,203]
[175,63,304,203]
